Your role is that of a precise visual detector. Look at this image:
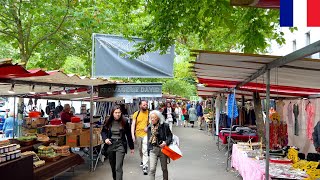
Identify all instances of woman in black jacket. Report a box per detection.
[147,110,173,180]
[101,105,134,180]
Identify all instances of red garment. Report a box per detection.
[306,103,315,140]
[182,108,187,115]
[60,111,73,124]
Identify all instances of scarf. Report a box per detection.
[149,122,160,145]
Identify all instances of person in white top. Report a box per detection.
[175,103,183,127]
[162,102,175,131]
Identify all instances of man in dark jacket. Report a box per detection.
[196,102,204,130]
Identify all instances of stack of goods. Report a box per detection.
[44,124,65,136]
[37,134,50,142]
[52,145,70,156]
[0,143,21,164]
[17,135,37,146]
[66,121,82,147]
[66,122,83,135]
[37,145,60,161]
[21,151,45,168]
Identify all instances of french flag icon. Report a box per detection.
[280,0,320,27]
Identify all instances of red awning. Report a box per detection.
[0,64,49,79]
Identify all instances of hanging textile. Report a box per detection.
[287,102,293,126]
[293,103,299,136]
[276,100,285,122]
[306,101,315,140]
[270,121,288,150]
[215,95,222,135]
[227,93,238,119]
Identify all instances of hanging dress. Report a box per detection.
[306,102,315,140]
[293,104,299,136]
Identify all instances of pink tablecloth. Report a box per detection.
[231,144,270,180]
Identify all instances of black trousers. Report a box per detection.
[108,141,126,180]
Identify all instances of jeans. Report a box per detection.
[136,136,148,168]
[108,141,125,180]
[149,146,168,180]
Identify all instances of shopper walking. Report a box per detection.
[162,102,175,131]
[188,104,197,128]
[175,103,182,127]
[3,112,16,137]
[147,110,173,180]
[131,100,149,175]
[101,105,134,180]
[196,102,204,130]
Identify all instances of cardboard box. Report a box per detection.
[45,125,65,136]
[66,135,79,147]
[79,129,100,147]
[79,129,90,147]
[66,128,82,135]
[50,135,66,146]
[66,122,83,130]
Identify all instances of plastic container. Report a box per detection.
[6,153,10,161]
[29,111,41,118]
[0,147,4,154]
[14,150,21,158]
[3,146,8,153]
[10,152,15,159]
[71,117,81,123]
[50,119,62,125]
[8,145,14,152]
[0,155,6,163]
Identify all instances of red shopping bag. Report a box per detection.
[161,144,183,161]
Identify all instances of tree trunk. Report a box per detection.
[253,92,265,143]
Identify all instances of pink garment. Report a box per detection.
[306,102,315,140]
[287,103,293,125]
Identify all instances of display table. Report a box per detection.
[231,144,266,180]
[219,132,259,144]
[1,155,34,179]
[33,153,84,180]
[231,144,309,180]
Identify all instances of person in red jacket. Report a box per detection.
[60,104,73,124]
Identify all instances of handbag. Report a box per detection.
[161,144,183,161]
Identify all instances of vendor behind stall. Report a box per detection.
[60,104,74,124]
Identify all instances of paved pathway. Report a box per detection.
[56,126,240,180]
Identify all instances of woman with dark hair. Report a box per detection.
[162,102,175,131]
[101,105,134,180]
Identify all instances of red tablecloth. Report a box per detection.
[219,132,259,144]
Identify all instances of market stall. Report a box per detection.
[0,62,120,178]
[191,40,320,179]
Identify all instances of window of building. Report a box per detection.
[306,32,311,58]
[292,40,296,51]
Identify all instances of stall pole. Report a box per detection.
[13,96,16,138]
[226,88,236,170]
[89,33,96,172]
[265,69,271,180]
[89,86,94,171]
